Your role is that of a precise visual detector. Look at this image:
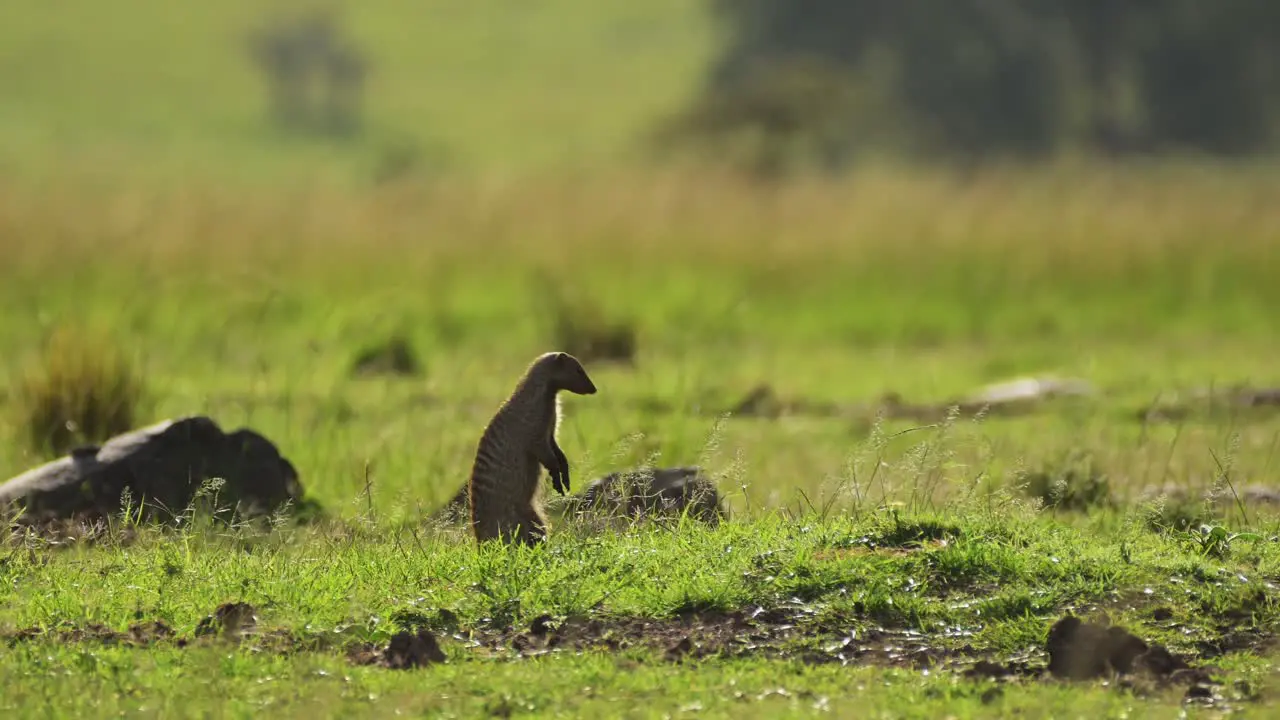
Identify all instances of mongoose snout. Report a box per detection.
[550,351,598,395]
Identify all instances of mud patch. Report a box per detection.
[6,619,177,648]
[466,609,804,662]
[1,603,1269,704]
[454,608,993,673]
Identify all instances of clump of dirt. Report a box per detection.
[665,636,695,662]
[348,629,447,669]
[959,615,1233,705]
[1041,615,1220,701]
[194,602,258,639]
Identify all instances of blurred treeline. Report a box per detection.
[662,0,1280,175]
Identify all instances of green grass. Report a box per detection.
[4,1,1280,717]
[2,163,1279,720]
[3,510,1280,717]
[4,644,1244,719]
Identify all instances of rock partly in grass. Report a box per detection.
[565,466,726,526]
[0,415,307,527]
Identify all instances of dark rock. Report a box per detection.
[730,384,784,418]
[567,466,726,526]
[0,416,306,526]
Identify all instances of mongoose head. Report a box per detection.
[536,351,598,395]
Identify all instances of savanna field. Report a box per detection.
[3,2,1280,718]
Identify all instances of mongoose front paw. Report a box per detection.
[552,465,570,495]
[551,444,571,495]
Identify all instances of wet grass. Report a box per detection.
[10,640,1263,719]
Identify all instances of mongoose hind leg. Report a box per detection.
[511,505,549,547]
[470,511,503,544]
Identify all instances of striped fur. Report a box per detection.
[468,352,597,546]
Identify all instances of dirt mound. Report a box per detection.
[348,629,447,669]
[1044,616,1213,684]
[195,602,259,639]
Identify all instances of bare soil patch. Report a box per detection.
[1,601,1268,706]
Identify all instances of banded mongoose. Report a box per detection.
[468,351,597,546]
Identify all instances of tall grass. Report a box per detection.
[3,163,1274,274]
[2,163,1275,337]
[12,325,146,456]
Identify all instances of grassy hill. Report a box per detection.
[0,0,713,183]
